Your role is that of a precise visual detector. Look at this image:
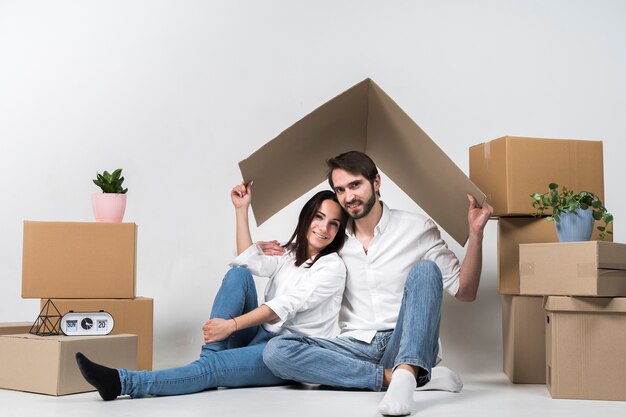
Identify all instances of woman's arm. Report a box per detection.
[231,181,253,255]
[202,304,279,344]
[229,180,284,276]
[264,255,346,324]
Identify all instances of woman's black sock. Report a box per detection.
[75,352,121,401]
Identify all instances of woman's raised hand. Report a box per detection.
[231,181,252,210]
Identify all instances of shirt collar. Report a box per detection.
[376,202,391,236]
[345,201,390,238]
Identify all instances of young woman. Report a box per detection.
[76,182,348,400]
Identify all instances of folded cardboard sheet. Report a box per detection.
[239,78,485,246]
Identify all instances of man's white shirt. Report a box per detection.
[338,202,461,343]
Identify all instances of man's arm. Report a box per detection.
[257,240,286,256]
[456,194,493,302]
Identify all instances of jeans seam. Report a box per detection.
[374,364,384,391]
[124,363,273,397]
[137,364,270,385]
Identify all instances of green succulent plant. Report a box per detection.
[531,183,613,239]
[93,169,128,194]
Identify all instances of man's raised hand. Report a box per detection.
[467,193,493,237]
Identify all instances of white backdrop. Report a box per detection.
[1,0,624,374]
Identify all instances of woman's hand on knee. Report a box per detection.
[203,318,237,344]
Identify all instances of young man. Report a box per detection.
[260,151,493,416]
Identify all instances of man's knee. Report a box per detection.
[406,260,443,292]
[263,336,294,374]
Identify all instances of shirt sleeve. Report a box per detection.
[264,254,346,326]
[228,243,282,278]
[420,219,461,296]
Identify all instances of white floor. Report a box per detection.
[2,373,625,417]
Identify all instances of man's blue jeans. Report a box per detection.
[118,267,288,398]
[263,260,443,391]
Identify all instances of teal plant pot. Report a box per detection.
[555,208,594,242]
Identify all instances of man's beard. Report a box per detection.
[345,186,377,220]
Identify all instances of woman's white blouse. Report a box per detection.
[229,244,346,338]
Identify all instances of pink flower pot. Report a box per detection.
[92,193,127,222]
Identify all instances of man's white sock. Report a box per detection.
[377,368,416,416]
[415,366,463,393]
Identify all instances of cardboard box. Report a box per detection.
[238,78,486,246]
[0,333,137,395]
[22,221,137,298]
[501,295,545,384]
[0,322,33,336]
[545,296,626,400]
[469,137,604,217]
[498,217,611,294]
[519,241,626,296]
[45,297,153,370]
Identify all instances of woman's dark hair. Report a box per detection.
[284,190,348,267]
[326,151,380,197]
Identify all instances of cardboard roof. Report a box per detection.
[238,78,486,246]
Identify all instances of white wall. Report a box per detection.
[1,0,624,374]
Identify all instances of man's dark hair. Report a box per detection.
[326,151,380,196]
[284,190,348,268]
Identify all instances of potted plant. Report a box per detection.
[92,169,128,222]
[531,183,613,241]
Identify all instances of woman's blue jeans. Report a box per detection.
[263,260,443,391]
[118,267,287,398]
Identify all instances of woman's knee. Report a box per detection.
[222,267,254,288]
[406,260,443,291]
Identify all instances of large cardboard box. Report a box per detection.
[238,78,486,246]
[519,241,626,296]
[501,295,545,384]
[44,297,153,370]
[498,218,611,294]
[0,322,33,335]
[469,137,604,217]
[0,333,137,395]
[545,296,626,401]
[22,221,137,298]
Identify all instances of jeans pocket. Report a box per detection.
[375,331,393,357]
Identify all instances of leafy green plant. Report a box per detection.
[93,169,128,194]
[531,183,613,239]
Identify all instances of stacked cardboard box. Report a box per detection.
[470,136,608,387]
[500,295,545,384]
[0,221,153,396]
[543,296,626,400]
[45,297,153,371]
[0,322,33,336]
[520,242,626,400]
[469,136,604,217]
[0,333,137,395]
